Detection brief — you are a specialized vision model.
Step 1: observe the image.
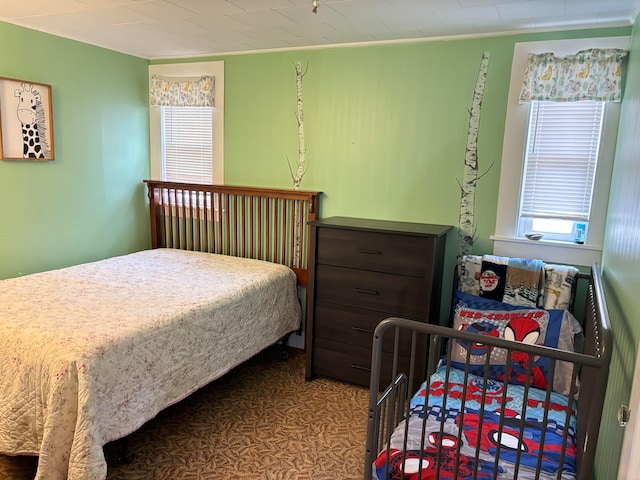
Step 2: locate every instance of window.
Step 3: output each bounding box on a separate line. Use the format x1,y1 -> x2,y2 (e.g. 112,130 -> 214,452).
493,37 -> 628,266
517,100 -> 605,243
149,61 -> 224,185
162,106 -> 213,183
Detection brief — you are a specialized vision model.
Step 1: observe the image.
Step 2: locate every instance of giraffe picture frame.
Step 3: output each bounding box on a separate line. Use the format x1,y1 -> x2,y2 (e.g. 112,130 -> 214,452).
0,77 -> 54,161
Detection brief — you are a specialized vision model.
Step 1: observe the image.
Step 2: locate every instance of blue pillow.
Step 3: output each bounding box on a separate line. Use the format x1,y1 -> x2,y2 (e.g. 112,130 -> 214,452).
449,289 -> 583,395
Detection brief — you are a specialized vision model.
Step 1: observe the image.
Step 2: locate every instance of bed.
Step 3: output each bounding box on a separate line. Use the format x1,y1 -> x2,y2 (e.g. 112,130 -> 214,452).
365,256 -> 612,480
0,181 -> 320,480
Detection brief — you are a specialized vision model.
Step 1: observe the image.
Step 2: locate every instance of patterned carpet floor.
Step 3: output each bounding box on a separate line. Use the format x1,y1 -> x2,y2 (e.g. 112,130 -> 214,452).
0,346 -> 370,479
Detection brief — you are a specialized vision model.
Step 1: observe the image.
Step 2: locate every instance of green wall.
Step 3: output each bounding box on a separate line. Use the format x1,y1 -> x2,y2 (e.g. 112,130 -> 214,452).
155,26 -> 630,320
0,22 -> 150,280
599,12 -> 640,479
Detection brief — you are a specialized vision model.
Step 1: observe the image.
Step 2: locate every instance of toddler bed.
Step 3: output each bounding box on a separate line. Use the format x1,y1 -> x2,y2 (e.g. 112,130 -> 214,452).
0,182 -> 320,480
365,258 -> 612,480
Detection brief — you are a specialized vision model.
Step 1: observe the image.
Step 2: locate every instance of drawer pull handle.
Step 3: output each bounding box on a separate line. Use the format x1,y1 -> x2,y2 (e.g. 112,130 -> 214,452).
357,248 -> 382,255
352,327 -> 374,334
354,287 -> 379,295
351,364 -> 371,372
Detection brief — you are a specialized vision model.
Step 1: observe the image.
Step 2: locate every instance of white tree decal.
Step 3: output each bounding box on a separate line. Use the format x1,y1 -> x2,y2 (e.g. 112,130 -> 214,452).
458,51 -> 493,256
287,60 -> 311,268
287,60 -> 310,190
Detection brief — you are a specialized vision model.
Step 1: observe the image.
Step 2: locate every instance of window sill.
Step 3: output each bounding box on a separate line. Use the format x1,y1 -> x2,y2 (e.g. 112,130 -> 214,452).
490,235 -> 602,267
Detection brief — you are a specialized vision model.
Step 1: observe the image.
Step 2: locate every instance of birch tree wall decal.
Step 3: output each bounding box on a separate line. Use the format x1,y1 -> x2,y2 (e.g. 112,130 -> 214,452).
287,60 -> 310,269
458,51 -> 492,256
287,60 -> 310,190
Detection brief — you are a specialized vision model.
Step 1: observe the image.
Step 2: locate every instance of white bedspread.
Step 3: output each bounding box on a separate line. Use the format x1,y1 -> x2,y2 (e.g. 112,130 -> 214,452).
0,249 -> 301,480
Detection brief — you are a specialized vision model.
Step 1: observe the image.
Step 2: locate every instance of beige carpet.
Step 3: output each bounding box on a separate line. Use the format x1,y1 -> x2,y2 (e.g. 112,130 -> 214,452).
0,346 -> 370,479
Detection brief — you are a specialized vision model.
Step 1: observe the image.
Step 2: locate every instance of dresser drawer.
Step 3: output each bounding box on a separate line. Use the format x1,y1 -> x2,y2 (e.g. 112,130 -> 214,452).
313,338 -> 426,389
316,227 -> 433,276
305,217 -> 451,384
314,302 -> 427,354
315,264 -> 427,318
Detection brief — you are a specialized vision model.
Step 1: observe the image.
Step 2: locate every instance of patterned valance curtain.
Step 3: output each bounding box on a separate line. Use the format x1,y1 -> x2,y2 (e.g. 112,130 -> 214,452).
519,48 -> 627,102
149,75 -> 215,107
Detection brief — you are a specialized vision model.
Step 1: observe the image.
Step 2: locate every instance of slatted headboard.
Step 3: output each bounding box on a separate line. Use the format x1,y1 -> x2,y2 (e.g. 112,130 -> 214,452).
144,180 -> 321,287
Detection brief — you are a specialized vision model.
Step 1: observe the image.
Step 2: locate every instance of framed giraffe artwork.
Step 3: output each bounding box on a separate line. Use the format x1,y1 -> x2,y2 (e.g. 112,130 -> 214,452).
0,77 -> 54,161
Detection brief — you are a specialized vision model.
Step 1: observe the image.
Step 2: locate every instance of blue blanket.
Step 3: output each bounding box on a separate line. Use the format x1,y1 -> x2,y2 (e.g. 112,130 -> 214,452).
374,366 -> 577,480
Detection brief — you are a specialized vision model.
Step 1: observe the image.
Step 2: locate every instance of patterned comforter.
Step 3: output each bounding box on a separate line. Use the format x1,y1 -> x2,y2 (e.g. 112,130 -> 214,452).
0,249 -> 301,480
374,365 -> 577,480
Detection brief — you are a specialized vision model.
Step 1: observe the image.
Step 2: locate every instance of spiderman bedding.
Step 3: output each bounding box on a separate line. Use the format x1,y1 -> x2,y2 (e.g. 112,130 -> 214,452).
373,365 -> 577,480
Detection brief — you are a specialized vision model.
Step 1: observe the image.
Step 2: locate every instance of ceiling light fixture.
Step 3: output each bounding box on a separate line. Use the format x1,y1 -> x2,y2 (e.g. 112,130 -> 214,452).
312,0 -> 318,14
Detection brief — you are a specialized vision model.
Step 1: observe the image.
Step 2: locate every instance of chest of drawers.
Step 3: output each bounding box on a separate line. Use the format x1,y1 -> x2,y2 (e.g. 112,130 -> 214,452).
304,216 -> 451,387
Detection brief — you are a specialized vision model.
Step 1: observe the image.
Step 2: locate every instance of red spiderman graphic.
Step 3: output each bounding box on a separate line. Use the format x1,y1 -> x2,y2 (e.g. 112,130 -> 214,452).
456,321 -> 500,356
459,408 -> 576,475
501,317 -> 548,389
374,432 -> 500,479
426,378 -> 513,406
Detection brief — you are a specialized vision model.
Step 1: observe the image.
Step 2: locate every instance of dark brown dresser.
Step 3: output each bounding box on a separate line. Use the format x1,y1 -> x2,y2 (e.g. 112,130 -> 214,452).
304,216 -> 451,387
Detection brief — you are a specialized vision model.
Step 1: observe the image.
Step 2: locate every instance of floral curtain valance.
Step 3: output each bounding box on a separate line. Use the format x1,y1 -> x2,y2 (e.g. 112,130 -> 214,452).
519,48 -> 628,103
150,75 -> 215,107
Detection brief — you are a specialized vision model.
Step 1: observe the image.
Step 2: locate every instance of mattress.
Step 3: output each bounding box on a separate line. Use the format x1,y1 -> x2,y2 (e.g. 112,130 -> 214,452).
0,249 -> 301,480
374,365 -> 577,480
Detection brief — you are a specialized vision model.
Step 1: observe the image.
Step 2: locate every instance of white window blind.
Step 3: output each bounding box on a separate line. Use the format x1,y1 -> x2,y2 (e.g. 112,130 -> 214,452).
520,100 -> 605,222
162,106 -> 213,184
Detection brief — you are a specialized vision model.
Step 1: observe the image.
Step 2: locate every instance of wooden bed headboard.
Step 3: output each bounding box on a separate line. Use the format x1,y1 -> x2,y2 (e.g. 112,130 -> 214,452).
144,180 -> 321,287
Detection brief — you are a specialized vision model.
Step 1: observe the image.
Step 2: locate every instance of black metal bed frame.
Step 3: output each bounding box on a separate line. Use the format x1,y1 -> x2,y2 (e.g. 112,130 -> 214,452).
365,263 -> 612,480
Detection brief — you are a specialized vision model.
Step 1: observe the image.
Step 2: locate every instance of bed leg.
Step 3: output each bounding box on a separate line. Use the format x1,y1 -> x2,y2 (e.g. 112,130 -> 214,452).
277,340 -> 289,361
117,438 -> 135,465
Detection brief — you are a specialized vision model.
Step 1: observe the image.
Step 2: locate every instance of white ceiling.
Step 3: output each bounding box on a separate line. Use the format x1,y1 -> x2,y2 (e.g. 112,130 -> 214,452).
0,0 -> 638,59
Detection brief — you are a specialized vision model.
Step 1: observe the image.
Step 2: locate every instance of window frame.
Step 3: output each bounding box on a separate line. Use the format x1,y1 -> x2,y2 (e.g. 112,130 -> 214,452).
492,37 -> 628,267
149,61 -> 224,185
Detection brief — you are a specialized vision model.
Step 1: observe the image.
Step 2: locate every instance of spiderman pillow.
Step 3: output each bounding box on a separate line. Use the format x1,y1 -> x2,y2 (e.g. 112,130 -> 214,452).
449,290 -> 583,395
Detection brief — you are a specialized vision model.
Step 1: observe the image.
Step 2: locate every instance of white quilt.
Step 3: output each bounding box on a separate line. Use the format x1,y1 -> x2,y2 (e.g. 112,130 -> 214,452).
0,249 -> 301,480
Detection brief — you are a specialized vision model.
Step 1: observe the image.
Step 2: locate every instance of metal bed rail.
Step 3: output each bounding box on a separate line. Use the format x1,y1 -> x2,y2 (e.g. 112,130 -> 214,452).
365,264 -> 612,480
